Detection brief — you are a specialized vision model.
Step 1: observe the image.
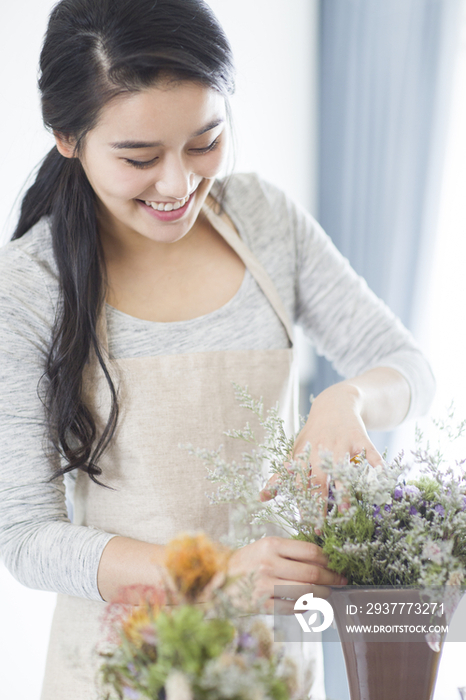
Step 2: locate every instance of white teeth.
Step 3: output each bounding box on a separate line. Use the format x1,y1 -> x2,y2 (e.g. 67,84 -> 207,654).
144,194 -> 190,211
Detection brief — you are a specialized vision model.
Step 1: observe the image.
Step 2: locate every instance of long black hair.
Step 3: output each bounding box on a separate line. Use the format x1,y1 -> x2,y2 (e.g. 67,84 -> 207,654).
12,0 -> 235,483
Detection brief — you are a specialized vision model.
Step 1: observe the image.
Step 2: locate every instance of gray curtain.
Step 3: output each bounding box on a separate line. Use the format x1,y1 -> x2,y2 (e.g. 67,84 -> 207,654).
313,3 -> 463,698
310,0 -> 463,400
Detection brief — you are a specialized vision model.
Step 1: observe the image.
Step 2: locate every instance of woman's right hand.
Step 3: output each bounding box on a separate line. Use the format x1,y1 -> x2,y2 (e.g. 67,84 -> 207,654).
226,536 -> 346,613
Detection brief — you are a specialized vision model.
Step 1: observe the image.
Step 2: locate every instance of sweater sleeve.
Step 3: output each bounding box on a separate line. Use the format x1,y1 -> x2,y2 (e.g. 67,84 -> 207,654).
220,173 -> 435,421
288,195 -> 435,420
0,240 -> 116,600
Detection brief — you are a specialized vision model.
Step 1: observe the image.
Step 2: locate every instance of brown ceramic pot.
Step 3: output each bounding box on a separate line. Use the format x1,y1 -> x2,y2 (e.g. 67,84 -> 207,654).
329,588 -> 444,700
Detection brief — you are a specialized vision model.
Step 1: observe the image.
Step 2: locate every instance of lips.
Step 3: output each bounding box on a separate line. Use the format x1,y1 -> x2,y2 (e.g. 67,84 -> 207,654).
137,191 -> 194,222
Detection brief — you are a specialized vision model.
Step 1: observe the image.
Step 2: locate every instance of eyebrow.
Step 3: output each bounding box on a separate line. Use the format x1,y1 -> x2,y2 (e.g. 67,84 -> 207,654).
110,118 -> 224,150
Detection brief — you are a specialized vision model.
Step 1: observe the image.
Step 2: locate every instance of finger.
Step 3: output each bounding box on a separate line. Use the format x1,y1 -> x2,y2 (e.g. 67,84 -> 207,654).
259,485 -> 279,502
259,460 -> 297,501
363,443 -> 384,468
308,465 -> 329,502
261,584 -> 334,614
349,441 -> 383,469
273,538 -> 330,567
274,562 -> 347,587
271,597 -> 301,615
331,478 -> 351,512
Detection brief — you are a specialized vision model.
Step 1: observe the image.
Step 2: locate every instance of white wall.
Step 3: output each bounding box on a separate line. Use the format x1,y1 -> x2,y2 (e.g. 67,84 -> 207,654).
0,2 -> 56,243
0,2 -> 318,697
205,0 -> 318,213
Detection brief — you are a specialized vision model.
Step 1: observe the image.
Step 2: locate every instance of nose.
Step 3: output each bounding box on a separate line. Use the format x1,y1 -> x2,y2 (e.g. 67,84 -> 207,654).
155,152 -> 195,200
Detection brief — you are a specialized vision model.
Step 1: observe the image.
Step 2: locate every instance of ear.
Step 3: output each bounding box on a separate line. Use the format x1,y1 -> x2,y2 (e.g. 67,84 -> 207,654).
54,131 -> 77,159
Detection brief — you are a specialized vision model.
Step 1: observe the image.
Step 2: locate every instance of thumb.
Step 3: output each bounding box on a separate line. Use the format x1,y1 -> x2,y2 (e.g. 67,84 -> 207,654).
259,460 -> 295,502
259,473 -> 279,502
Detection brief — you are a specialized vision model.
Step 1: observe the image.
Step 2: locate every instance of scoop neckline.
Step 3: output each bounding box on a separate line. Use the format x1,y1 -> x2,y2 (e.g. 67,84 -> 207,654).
105,184 -> 252,326
105,266 -> 251,327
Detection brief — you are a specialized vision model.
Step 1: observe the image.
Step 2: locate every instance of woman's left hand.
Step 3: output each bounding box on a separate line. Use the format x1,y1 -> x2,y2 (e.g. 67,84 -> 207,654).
260,380 -> 384,502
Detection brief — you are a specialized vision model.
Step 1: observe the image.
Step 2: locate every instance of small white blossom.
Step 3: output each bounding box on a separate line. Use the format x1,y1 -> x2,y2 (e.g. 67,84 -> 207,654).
165,671 -> 193,700
423,541 -> 447,565
447,571 -> 464,587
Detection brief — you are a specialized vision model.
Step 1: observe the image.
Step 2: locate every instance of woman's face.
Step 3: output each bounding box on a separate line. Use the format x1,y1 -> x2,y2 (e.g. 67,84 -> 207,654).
57,81 -> 227,248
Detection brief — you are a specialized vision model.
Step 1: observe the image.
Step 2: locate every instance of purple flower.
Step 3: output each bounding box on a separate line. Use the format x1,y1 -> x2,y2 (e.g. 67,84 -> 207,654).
123,687 -> 141,700
405,485 -> 421,499
238,632 -> 256,649
384,504 -> 392,513
373,505 -> 382,521
393,485 -> 404,500
461,496 -> 466,512
434,504 -> 445,517
409,505 -> 418,516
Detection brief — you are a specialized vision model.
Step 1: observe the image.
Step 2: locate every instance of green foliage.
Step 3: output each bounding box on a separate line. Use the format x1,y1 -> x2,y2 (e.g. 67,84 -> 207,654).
100,603 -> 302,699
155,607 -> 235,677
411,475 -> 441,502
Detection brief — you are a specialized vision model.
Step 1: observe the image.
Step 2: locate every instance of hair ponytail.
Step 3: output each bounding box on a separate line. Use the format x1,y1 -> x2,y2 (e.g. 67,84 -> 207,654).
13,148 -> 118,483
14,147 -> 66,238
13,0 -> 234,483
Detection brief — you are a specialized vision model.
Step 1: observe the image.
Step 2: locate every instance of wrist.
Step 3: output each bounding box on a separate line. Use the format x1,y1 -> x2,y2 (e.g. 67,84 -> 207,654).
98,537 -> 167,603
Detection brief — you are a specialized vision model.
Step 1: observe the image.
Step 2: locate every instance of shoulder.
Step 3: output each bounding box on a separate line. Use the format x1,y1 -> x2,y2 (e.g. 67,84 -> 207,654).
0,218 -> 58,297
217,172 -> 293,227
0,219 -> 58,339
216,172 -> 323,244
214,173 -> 328,268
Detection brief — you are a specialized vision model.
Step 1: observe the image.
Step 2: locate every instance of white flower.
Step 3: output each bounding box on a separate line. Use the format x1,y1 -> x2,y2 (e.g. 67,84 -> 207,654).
447,570 -> 464,587
165,671 -> 193,700
363,464 -> 394,505
422,541 -> 444,565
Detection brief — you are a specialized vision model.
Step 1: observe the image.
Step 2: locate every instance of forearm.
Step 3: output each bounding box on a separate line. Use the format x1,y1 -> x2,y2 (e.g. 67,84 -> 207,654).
331,366 -> 411,431
97,536 -> 167,603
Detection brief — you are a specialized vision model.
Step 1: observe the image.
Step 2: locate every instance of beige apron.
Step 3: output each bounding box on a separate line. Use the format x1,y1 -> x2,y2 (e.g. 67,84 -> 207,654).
40,202 -> 324,699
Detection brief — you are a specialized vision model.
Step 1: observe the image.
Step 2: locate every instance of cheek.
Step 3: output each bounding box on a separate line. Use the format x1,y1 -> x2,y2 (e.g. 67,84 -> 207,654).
95,166 -> 151,202
82,152 -> 151,202
195,146 -> 228,179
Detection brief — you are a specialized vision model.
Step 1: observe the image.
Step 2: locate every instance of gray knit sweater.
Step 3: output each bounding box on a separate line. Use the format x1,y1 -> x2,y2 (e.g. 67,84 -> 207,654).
0,173 -> 435,601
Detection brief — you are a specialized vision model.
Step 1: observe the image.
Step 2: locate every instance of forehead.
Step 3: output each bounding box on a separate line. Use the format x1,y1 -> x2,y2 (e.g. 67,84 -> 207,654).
91,81 -> 226,143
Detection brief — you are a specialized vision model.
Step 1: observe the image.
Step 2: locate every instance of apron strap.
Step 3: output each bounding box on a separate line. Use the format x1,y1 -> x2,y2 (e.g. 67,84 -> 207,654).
202,199 -> 295,346
97,306 -> 109,356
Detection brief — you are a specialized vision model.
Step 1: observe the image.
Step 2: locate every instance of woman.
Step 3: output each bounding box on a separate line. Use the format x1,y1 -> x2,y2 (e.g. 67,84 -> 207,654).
0,0 -> 435,697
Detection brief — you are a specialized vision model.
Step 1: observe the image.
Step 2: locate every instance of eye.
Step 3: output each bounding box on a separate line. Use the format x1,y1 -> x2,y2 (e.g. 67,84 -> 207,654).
123,156 -> 159,169
189,137 -> 220,154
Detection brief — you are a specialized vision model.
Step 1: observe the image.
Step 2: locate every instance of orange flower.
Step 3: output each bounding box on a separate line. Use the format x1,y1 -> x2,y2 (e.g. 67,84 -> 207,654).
164,532 -> 230,602
114,586 -> 164,647
122,606 -> 155,647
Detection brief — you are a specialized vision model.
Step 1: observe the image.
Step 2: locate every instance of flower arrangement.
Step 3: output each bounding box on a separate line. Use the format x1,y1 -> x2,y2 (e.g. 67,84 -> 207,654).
99,533 -> 301,700
187,386 -> 466,591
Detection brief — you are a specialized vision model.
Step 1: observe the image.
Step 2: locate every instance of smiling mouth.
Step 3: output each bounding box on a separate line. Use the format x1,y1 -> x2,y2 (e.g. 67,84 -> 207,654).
141,192 -> 192,212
